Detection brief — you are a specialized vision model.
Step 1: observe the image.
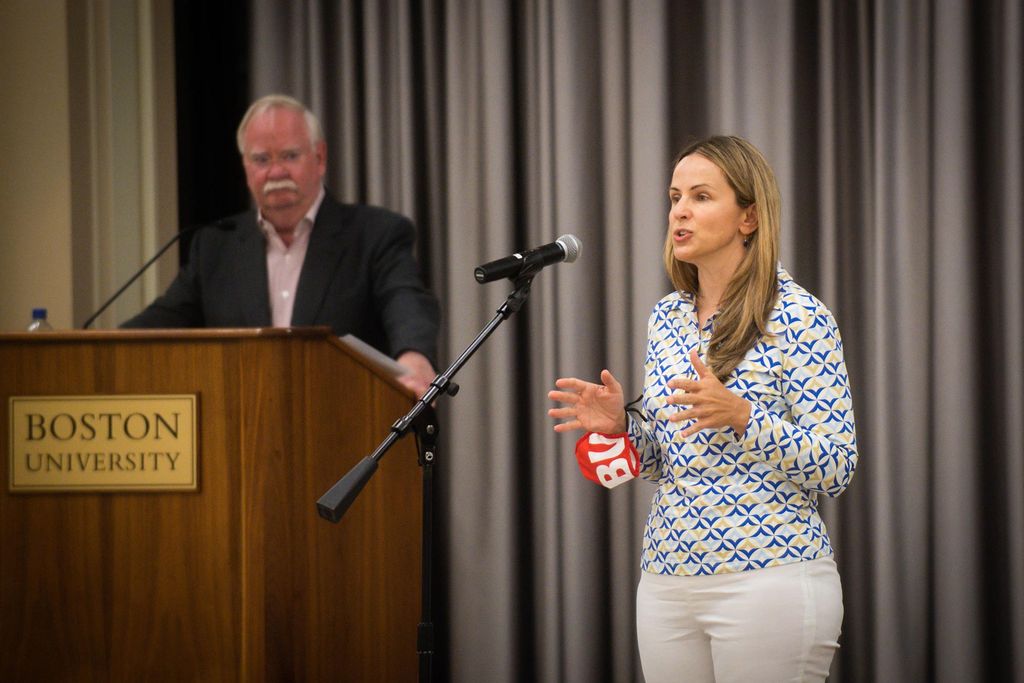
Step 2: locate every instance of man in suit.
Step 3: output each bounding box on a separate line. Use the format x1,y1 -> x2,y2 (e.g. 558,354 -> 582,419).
122,94 -> 440,396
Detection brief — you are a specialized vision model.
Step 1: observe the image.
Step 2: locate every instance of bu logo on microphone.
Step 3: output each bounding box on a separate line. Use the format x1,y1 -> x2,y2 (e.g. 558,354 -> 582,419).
574,432 -> 639,489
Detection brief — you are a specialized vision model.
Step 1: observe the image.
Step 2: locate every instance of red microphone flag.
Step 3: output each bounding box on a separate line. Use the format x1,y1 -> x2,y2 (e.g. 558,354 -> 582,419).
574,432 -> 639,489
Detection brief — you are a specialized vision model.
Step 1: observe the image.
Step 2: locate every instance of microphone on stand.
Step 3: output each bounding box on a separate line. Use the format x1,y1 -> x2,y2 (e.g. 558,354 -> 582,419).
474,234 -> 582,283
82,218 -> 236,329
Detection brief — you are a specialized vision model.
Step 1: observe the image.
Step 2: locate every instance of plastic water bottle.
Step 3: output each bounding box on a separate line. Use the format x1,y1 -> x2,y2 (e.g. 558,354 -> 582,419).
26,308 -> 53,332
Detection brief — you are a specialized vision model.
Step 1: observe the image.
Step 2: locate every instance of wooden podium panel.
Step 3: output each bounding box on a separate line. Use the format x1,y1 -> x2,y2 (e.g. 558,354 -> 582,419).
0,329 -> 421,681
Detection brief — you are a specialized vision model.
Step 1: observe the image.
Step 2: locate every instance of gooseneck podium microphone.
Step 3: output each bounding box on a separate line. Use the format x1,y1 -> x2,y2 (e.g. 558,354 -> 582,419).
81,218 -> 235,329
474,234 -> 582,283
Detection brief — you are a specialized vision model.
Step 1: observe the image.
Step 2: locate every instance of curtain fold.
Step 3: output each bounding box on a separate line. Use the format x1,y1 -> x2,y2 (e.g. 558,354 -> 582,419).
245,1 -> 1023,680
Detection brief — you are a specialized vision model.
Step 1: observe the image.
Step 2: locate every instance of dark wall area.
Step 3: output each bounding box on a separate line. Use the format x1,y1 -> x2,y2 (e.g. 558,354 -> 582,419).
174,1 -> 252,262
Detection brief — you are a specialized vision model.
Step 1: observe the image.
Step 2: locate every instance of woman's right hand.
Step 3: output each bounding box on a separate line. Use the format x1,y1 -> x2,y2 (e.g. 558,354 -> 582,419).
548,369 -> 628,434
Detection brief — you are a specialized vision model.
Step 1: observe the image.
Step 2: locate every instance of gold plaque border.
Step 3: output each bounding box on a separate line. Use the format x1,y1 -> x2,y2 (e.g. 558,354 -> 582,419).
8,394 -> 199,493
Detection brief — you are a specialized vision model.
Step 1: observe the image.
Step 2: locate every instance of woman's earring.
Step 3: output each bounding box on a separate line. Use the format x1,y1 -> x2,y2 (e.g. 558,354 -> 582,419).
743,235 -> 751,248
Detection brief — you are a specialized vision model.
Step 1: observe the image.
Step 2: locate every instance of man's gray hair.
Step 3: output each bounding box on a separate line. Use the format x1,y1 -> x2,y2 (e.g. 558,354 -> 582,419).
236,94 -> 325,154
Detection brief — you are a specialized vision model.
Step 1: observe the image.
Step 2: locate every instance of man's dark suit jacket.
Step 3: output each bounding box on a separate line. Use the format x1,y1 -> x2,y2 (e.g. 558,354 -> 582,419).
122,193 -> 440,365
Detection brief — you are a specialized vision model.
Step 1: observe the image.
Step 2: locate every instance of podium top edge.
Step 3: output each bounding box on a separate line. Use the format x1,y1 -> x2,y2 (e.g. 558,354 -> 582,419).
0,326 -> 416,400
0,327 -> 335,342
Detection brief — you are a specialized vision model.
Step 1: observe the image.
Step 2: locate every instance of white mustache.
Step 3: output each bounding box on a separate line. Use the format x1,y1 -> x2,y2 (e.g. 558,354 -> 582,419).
262,179 -> 299,194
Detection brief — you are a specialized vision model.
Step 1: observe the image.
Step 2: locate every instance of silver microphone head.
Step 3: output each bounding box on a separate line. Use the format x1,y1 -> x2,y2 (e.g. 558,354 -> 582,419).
556,234 -> 582,263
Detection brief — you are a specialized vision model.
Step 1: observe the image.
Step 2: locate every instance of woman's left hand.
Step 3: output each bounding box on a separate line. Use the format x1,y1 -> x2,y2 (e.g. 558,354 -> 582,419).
668,350 -> 751,438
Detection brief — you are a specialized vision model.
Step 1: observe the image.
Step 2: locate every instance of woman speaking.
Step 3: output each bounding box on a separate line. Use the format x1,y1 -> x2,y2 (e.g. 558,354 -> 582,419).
549,135 -> 858,682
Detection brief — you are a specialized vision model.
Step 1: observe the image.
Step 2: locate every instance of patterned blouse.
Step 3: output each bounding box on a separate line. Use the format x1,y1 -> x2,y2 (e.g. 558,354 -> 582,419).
627,266 -> 858,576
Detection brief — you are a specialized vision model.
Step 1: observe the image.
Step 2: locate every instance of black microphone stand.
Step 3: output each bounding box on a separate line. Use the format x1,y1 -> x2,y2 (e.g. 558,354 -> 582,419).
81,227 -> 195,329
316,269 -> 540,683
81,219 -> 234,329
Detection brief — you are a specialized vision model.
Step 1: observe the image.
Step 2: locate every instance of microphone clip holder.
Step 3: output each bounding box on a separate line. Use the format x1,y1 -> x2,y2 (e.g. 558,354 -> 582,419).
499,270 -> 539,318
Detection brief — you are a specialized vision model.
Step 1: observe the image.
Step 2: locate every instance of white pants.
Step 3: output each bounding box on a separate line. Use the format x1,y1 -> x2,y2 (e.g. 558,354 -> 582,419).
636,557 -> 843,683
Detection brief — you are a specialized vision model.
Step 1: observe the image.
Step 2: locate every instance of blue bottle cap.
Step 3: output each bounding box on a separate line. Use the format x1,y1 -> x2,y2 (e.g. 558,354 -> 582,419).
32,308 -> 47,318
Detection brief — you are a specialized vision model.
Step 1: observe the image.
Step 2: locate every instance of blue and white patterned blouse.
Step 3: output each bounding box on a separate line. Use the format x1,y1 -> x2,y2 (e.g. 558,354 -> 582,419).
627,266 -> 858,576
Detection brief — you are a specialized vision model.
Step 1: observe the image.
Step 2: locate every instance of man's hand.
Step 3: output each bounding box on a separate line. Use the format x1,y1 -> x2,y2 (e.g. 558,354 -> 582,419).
396,350 -> 436,398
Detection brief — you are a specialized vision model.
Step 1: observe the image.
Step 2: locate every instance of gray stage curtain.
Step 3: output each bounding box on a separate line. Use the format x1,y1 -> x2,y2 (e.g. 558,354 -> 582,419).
248,1 -> 1023,681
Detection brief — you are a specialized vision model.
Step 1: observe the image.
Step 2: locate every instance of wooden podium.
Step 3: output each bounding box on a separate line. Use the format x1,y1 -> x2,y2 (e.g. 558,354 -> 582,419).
0,329 -> 421,681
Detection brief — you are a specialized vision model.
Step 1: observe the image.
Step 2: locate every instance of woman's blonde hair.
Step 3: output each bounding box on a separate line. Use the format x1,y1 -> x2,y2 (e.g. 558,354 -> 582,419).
663,135 -> 781,381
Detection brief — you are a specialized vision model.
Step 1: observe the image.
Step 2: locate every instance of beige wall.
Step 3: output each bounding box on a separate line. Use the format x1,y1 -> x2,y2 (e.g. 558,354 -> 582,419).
0,0 -> 178,332
0,0 -> 74,331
